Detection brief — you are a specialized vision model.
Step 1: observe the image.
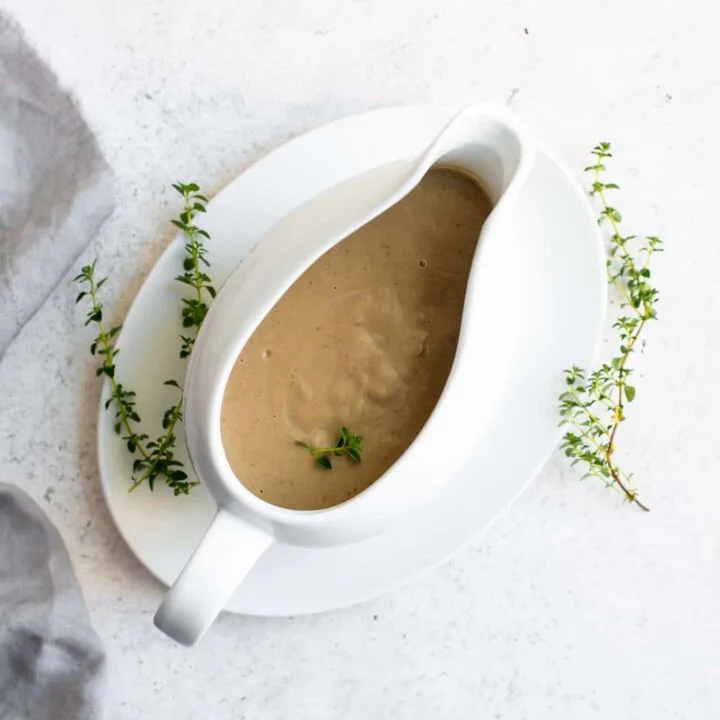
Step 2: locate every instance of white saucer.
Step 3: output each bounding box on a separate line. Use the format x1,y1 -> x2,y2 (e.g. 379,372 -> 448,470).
98,105 -> 605,617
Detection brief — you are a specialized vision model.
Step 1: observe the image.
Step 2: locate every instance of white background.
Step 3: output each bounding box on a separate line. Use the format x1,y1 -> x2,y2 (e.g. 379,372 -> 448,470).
0,0 -> 718,717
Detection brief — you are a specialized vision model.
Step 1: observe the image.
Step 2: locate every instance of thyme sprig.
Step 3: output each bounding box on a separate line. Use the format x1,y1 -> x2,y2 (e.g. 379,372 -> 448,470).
171,182 -> 216,358
559,143 -> 662,511
296,427 -> 364,470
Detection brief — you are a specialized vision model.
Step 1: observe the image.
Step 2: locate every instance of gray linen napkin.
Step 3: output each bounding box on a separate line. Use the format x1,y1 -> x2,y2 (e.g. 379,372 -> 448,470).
0,10 -> 114,356
0,484 -> 106,720
0,10 -> 113,720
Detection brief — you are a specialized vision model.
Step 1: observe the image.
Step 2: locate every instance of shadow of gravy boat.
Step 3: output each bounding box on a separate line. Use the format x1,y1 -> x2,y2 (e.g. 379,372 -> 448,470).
155,104 -> 537,645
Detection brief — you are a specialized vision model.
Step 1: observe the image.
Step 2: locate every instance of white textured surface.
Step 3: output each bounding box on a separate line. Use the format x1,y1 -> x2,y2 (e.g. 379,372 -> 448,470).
0,1 -> 718,718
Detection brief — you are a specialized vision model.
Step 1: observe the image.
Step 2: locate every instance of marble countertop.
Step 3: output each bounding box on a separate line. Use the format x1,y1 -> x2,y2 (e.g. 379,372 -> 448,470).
1,0 -> 718,717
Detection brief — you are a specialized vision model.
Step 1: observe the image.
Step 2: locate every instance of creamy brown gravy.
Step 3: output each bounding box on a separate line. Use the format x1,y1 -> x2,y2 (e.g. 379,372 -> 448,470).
221,169 -> 492,510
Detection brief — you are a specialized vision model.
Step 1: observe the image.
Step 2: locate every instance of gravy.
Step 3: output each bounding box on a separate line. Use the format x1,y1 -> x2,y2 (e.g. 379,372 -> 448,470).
220,169 -> 492,510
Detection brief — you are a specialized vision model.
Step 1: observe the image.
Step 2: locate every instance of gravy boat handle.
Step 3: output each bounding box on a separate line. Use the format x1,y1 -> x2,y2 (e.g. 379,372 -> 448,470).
154,509 -> 273,646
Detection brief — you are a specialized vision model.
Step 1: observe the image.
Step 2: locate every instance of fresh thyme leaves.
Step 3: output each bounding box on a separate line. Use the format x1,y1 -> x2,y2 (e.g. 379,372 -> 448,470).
76,181 -> 215,496
126,377 -> 192,495
296,427 -> 364,470
559,143 -> 662,512
172,182 -> 216,359
76,261 -> 143,442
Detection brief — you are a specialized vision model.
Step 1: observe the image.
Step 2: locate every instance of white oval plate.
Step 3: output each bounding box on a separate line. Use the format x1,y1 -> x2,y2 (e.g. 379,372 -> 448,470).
98,105 -> 605,617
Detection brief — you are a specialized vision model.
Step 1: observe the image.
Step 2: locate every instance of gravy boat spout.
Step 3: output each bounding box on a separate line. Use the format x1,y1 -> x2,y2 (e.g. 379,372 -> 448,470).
156,105 -> 536,645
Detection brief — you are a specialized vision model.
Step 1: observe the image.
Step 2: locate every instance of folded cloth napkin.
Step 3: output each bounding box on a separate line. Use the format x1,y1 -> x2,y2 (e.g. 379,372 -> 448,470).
0,10 -> 114,356
0,484 -> 106,720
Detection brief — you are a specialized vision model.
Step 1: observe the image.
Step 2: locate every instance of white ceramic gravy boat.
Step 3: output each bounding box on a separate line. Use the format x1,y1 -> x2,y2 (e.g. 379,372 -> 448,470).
155,105 -> 536,645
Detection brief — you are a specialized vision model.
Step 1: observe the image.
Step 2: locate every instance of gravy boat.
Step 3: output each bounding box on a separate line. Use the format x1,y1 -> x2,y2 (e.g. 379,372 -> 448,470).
155,105 -> 537,645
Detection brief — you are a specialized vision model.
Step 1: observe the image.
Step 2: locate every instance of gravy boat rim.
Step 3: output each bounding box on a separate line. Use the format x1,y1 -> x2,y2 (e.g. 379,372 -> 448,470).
184,103 -> 537,530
